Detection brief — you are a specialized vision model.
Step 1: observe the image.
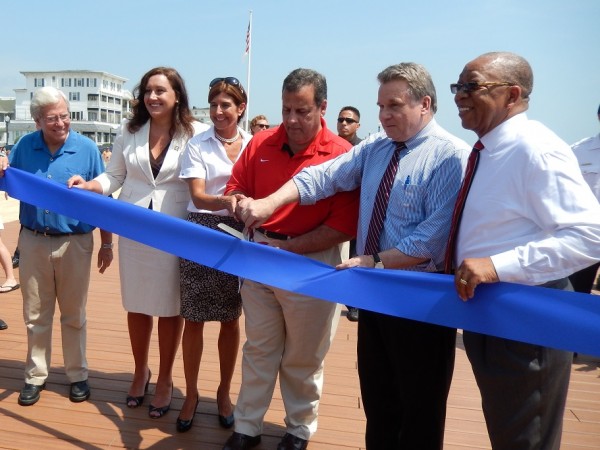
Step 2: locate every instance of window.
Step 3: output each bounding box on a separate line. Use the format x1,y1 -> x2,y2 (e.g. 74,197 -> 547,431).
69,92 -> 80,101
34,78 -> 45,87
88,111 -> 98,121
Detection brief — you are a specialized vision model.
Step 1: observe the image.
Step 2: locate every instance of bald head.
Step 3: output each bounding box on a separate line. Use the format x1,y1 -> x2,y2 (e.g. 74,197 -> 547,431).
476,52 -> 533,101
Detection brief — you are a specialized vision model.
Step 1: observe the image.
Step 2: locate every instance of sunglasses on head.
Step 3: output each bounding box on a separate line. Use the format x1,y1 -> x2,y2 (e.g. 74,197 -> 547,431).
337,117 -> 357,124
209,77 -> 245,93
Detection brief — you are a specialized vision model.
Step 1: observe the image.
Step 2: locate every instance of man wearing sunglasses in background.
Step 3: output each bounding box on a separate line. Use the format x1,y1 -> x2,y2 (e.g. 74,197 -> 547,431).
336,106 -> 363,322
223,68 -> 359,450
337,106 -> 362,146
249,114 -> 270,135
448,52 -> 600,449
0,87 -> 113,407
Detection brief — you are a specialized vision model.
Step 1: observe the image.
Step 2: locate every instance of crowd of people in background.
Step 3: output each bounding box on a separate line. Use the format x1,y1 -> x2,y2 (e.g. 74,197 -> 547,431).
1,51 -> 600,450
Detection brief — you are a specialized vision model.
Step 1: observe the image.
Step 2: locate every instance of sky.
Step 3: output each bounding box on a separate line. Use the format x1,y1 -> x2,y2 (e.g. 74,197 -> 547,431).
1,0 -> 598,145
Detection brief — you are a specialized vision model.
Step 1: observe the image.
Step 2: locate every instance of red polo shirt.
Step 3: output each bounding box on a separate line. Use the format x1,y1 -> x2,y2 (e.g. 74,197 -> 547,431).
226,118 -> 358,237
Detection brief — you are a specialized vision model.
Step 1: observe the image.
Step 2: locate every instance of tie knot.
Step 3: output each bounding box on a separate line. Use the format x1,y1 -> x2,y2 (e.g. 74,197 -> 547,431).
394,141 -> 407,152
473,140 -> 484,151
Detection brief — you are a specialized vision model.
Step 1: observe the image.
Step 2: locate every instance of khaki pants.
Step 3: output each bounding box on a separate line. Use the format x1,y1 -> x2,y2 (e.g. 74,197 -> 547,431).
19,229 -> 93,385
234,242 -> 345,439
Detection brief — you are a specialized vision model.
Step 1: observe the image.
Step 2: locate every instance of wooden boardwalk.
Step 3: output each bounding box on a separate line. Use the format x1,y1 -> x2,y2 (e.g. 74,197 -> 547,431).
0,202 -> 599,449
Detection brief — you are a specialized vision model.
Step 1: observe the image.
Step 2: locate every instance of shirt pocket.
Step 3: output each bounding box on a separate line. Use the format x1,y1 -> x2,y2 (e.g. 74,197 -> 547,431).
389,184 -> 426,225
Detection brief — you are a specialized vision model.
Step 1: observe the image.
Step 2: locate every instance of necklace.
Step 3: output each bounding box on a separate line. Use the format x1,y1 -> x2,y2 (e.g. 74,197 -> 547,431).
215,131 -> 240,144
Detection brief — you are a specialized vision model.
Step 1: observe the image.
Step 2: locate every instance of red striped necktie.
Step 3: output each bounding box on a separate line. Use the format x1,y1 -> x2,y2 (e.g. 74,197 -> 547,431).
364,141 -> 406,255
443,140 -> 484,274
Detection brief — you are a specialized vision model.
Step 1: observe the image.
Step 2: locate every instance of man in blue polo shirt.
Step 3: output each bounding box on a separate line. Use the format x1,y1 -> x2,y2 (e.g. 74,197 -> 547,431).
0,87 -> 113,406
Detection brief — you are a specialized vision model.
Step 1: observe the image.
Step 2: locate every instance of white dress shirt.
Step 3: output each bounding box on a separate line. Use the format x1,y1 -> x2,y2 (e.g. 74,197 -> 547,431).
456,113 -> 600,285
572,132 -> 600,201
179,126 -> 251,216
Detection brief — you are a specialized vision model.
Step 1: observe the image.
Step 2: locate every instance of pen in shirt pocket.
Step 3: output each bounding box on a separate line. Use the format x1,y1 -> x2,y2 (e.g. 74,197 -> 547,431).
404,175 -> 411,188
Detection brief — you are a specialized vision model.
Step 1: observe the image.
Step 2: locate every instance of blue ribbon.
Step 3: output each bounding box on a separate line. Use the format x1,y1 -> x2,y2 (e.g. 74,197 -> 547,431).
2,167 -> 599,356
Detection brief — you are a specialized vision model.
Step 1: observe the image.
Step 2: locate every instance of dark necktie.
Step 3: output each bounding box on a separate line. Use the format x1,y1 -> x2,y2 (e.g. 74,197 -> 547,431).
364,142 -> 406,255
443,140 -> 484,274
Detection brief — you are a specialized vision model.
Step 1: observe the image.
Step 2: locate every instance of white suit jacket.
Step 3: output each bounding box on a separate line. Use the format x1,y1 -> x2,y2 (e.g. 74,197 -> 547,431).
96,120 -> 208,218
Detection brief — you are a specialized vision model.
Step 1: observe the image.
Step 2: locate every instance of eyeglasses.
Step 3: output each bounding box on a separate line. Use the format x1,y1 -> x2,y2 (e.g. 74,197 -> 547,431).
450,82 -> 514,94
43,113 -> 71,124
209,77 -> 245,94
255,123 -> 269,129
337,117 -> 358,124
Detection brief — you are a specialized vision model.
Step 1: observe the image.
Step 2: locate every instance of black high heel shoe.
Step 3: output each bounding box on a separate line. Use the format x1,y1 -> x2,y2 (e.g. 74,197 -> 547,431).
218,412 -> 235,429
176,395 -> 200,433
126,370 -> 151,408
149,383 -> 173,419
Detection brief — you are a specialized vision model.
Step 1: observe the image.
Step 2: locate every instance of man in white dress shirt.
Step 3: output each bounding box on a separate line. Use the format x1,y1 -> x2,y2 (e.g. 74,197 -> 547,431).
569,104 -> 600,293
449,52 -> 600,450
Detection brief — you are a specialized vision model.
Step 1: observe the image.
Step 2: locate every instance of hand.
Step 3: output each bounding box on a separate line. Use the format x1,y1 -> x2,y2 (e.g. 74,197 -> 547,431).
67,175 -> 86,189
454,257 -> 499,301
0,153 -> 8,175
97,247 -> 113,273
236,197 -> 275,229
336,255 -> 374,270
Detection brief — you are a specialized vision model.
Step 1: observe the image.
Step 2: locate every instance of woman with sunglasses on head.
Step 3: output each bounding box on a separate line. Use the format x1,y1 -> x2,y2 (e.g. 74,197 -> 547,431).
67,67 -> 208,418
176,77 -> 251,433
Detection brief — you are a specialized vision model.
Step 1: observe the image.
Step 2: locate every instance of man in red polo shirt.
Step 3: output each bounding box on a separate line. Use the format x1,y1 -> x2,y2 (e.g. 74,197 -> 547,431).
222,68 -> 358,450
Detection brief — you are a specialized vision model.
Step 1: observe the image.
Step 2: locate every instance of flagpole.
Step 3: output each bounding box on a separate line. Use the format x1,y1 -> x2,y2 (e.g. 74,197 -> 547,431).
244,10 -> 253,132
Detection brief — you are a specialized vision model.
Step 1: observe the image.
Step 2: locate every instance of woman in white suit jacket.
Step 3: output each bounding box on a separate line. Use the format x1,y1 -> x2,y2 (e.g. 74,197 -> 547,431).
68,67 -> 208,418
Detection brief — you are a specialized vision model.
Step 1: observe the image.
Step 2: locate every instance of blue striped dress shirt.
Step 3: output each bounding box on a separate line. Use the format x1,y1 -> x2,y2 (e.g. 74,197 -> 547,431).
295,119 -> 469,272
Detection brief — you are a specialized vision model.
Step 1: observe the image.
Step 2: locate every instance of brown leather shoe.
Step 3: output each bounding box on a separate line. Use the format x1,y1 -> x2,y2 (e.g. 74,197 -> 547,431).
277,433 -> 308,450
222,432 -> 261,450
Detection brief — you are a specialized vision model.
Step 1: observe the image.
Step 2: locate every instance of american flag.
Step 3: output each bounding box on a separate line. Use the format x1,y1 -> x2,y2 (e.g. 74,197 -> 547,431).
244,20 -> 251,55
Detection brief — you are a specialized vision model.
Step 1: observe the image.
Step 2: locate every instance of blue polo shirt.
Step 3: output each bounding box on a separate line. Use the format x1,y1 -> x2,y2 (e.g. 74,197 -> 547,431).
9,130 -> 104,234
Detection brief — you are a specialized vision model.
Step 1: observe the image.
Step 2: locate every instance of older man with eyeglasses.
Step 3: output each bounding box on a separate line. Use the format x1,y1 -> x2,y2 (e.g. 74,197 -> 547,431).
447,52 -> 600,450
0,86 -> 113,407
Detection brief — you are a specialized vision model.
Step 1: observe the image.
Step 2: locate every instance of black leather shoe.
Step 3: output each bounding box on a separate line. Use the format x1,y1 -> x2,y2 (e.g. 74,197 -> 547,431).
0,318 -> 7,330
12,252 -> 19,269
18,382 -> 46,406
346,307 -> 359,322
176,395 -> 199,433
277,433 -> 308,450
70,380 -> 91,402
222,432 -> 261,450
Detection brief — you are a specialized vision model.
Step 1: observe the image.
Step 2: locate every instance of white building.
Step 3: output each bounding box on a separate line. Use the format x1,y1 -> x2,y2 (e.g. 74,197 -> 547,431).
5,70 -> 133,147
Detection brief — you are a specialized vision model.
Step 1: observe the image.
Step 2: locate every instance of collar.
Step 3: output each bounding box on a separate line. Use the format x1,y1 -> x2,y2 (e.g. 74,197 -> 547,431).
278,117 -> 335,157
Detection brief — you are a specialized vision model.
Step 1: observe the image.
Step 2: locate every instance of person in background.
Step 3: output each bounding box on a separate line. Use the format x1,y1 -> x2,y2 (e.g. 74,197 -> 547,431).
336,105 -> 363,321
569,103 -> 600,294
176,77 -> 251,433
222,68 -> 359,450
0,213 -> 19,293
68,67 -> 208,418
237,63 -> 468,450
337,106 -> 362,146
0,86 -> 113,406
448,51 -> 600,450
249,115 -> 269,135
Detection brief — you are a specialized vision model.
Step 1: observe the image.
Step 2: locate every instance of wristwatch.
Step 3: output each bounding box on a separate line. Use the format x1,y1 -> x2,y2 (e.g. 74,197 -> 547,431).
373,253 -> 384,269
101,243 -> 114,249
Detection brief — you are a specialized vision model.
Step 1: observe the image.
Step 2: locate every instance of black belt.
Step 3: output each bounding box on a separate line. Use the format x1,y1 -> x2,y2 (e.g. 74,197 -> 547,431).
256,227 -> 293,240
23,226 -> 83,237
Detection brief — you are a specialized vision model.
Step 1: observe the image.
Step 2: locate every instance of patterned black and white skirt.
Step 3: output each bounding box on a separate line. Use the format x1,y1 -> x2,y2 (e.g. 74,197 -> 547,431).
180,212 -> 243,322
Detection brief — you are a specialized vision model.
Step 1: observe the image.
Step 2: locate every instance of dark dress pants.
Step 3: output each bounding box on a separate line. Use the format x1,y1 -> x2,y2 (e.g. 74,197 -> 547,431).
358,310 -> 456,450
463,278 -> 573,450
568,261 -> 600,293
